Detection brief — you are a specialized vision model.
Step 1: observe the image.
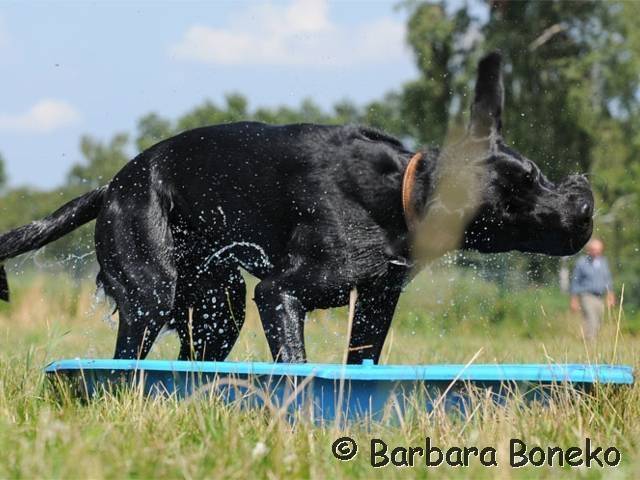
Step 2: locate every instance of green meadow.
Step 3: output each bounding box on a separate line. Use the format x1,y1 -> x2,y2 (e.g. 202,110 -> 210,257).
0,269 -> 638,479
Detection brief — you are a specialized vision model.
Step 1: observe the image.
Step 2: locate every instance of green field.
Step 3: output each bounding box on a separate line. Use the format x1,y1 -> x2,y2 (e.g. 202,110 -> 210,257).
0,270 -> 638,478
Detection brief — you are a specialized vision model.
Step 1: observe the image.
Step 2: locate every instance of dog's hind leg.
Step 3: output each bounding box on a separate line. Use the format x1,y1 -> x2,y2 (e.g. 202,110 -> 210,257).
95,183 -> 178,360
105,266 -> 178,359
111,294 -> 174,359
177,269 -> 246,361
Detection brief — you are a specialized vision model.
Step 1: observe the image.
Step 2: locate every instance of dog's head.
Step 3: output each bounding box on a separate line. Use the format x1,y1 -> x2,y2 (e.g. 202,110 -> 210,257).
412,52 -> 594,258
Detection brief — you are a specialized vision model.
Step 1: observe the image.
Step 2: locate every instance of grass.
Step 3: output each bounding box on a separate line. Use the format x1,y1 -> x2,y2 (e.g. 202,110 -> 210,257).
0,268 -> 639,478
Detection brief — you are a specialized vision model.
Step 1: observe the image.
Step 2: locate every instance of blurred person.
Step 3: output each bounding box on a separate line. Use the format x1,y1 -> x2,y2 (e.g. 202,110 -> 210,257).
570,238 -> 615,340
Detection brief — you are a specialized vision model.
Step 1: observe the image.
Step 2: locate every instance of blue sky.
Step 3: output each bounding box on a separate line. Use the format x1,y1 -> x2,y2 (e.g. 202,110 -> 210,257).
0,0 -> 424,189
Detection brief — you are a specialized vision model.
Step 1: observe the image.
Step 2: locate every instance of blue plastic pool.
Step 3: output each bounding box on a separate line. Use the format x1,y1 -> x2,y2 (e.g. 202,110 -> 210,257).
45,359 -> 634,422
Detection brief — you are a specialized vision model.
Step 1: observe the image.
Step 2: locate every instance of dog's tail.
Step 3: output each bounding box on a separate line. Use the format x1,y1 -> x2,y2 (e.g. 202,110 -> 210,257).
0,185 -> 108,302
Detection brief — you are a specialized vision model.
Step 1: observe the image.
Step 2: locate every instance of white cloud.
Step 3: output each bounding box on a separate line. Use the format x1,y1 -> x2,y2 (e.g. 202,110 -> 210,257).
169,0 -> 407,68
0,99 -> 81,133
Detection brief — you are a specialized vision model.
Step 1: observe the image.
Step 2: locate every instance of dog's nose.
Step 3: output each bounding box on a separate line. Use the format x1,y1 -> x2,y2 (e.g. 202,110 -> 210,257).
578,201 -> 593,221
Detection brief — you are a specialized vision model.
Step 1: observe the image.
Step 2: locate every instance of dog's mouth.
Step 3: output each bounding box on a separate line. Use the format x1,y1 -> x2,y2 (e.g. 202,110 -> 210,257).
461,206 -> 593,256
517,219 -> 593,256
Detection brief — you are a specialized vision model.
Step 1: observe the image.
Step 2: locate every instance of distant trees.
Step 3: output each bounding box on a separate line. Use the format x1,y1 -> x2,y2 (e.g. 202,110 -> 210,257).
398,1 -> 640,177
67,134 -> 131,191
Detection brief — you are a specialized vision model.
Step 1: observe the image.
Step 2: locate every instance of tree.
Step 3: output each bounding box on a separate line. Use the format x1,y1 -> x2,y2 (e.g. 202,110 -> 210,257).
225,93 -> 249,121
399,1 -> 477,145
66,133 -> 130,190
362,92 -> 407,141
176,93 -> 250,132
136,113 -> 173,152
332,100 -> 360,125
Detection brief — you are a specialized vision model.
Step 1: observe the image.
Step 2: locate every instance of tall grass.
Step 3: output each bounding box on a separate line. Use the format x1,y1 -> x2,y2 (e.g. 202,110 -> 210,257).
0,270 -> 638,478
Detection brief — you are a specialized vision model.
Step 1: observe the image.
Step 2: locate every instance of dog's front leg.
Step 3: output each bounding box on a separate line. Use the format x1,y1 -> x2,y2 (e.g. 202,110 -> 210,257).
254,279 -> 307,363
347,285 -> 402,365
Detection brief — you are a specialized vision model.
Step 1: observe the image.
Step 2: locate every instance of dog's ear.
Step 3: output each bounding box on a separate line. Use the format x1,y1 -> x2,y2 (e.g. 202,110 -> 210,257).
469,51 -> 504,138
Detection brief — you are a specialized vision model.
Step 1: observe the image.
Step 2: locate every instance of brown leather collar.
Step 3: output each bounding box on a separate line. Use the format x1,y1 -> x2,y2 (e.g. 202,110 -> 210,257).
401,152 -> 423,230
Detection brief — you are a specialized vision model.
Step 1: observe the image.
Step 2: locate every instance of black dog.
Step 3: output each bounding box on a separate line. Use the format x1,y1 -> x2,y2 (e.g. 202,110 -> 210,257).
0,52 -> 593,363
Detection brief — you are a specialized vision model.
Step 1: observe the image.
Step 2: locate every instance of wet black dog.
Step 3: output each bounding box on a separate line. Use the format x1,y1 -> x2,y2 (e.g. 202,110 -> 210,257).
0,52 -> 593,363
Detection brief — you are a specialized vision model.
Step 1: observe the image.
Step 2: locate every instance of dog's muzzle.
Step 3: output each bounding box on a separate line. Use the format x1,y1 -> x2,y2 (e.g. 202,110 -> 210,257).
560,174 -> 594,227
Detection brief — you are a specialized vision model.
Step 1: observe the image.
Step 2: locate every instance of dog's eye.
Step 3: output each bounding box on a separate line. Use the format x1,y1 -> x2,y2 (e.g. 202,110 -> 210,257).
524,170 -> 535,184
